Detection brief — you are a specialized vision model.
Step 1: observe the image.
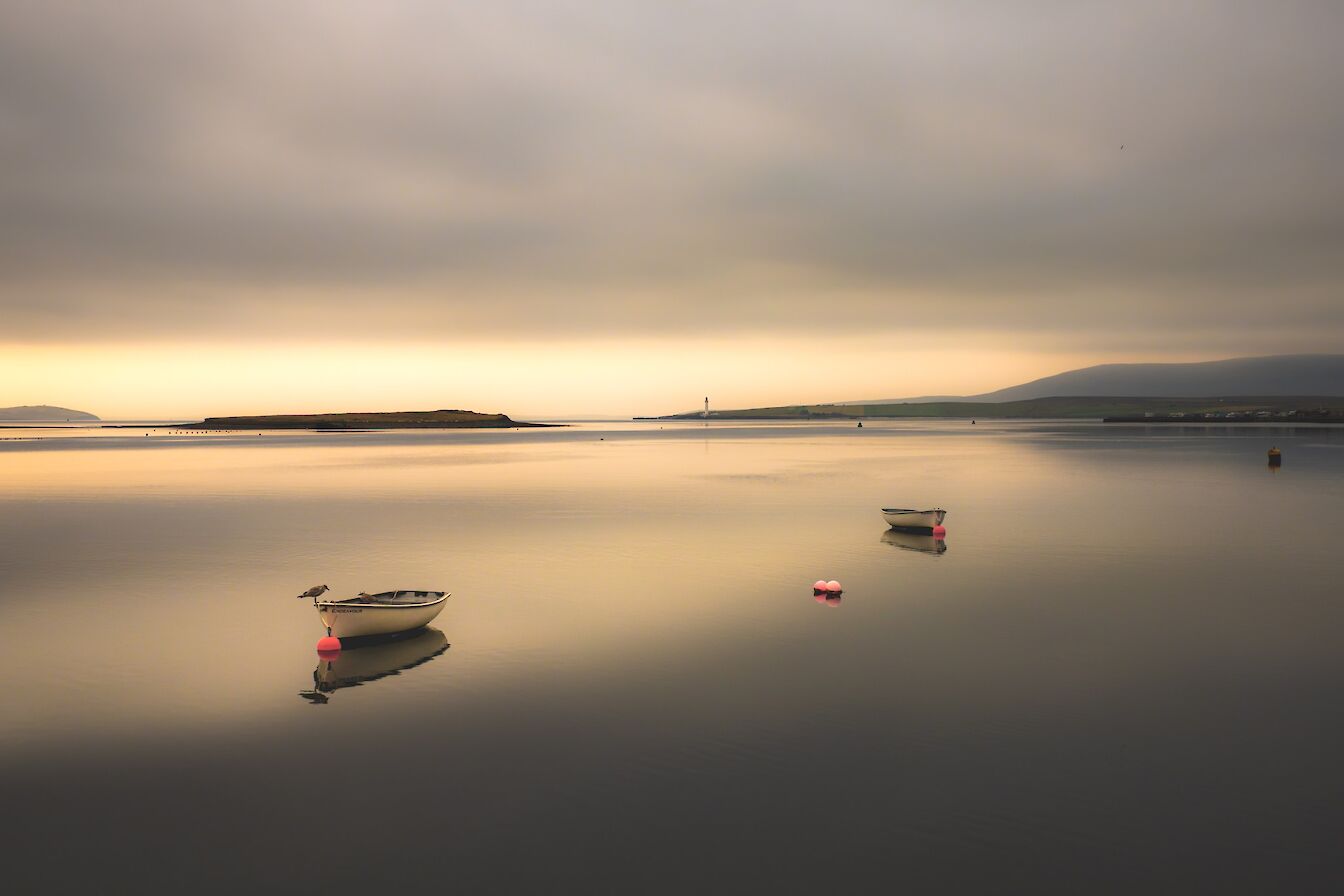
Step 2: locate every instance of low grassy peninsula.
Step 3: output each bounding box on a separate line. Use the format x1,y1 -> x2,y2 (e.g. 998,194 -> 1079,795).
177,409 -> 551,430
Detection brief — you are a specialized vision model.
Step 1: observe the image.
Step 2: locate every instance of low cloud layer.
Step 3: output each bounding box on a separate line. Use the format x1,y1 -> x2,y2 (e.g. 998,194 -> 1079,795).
2,0 -> 1341,349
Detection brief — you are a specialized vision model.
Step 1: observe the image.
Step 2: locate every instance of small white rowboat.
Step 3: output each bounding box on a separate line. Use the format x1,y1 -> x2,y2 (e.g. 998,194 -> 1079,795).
881,508 -> 947,530
315,590 -> 449,639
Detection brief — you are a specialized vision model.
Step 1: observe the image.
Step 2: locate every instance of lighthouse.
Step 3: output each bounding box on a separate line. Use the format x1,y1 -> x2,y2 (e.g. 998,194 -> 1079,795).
703,396 -> 709,419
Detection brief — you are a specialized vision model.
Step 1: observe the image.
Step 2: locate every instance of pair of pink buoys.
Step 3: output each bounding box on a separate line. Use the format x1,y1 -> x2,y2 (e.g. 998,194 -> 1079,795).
812,580 -> 843,593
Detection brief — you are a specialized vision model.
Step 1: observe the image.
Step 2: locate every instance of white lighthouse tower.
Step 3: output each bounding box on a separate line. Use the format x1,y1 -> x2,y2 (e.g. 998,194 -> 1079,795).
703,396 -> 709,419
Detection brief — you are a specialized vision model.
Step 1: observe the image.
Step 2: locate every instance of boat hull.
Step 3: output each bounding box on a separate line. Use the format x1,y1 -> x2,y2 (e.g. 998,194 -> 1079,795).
881,508 -> 946,530
317,594 -> 448,639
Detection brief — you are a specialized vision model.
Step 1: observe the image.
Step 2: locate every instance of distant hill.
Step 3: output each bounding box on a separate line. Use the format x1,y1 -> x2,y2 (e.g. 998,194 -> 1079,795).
647,396 -> 1344,422
175,409 -> 549,430
645,354 -> 1344,421
842,354 -> 1344,404
0,405 -> 99,421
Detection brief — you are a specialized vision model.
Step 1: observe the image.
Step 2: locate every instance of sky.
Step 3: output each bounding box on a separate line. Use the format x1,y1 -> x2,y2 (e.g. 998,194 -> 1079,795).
2,0 -> 1341,418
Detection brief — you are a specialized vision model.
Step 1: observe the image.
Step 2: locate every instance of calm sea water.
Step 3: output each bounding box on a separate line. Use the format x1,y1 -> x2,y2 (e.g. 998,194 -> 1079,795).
3,421 -> 1343,892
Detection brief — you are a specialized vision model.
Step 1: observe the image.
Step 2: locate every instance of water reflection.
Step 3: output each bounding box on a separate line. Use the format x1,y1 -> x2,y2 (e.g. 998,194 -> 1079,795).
299,627 -> 449,704
5,421 -> 1344,892
881,528 -> 948,555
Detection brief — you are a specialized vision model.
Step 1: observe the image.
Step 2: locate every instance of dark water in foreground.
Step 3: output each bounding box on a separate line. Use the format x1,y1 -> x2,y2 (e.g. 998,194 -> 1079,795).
3,421 -> 1343,892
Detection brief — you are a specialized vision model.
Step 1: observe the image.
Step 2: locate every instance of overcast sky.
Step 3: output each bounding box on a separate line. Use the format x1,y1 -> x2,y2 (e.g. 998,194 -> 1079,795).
2,1 -> 1340,415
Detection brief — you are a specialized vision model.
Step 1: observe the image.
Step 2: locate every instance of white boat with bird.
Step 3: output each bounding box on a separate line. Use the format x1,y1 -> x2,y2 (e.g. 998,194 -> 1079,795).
303,588 -> 449,639
880,508 -> 947,530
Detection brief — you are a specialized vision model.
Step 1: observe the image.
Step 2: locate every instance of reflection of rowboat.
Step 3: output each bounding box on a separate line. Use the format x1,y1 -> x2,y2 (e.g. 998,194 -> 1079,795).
881,529 -> 947,555
881,508 -> 946,530
300,627 -> 449,704
315,590 -> 448,639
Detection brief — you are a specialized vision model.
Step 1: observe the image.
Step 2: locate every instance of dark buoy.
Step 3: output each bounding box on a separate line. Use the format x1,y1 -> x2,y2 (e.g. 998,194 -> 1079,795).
1268,447 -> 1282,469
857,421 -> 863,428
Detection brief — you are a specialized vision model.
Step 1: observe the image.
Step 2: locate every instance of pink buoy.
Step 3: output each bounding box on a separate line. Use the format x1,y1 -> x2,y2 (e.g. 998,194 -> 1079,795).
932,525 -> 947,538
813,580 -> 828,593
826,580 -> 842,592
316,635 -> 342,656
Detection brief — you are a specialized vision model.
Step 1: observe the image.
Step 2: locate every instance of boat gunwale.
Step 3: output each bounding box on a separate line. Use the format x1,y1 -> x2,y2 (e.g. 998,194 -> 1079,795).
316,592 -> 449,610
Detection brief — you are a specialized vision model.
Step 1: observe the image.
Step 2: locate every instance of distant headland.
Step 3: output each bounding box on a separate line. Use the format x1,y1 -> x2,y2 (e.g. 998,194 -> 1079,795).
638,355 -> 1344,422
172,409 -> 552,430
0,405 -> 100,422
640,396 -> 1344,422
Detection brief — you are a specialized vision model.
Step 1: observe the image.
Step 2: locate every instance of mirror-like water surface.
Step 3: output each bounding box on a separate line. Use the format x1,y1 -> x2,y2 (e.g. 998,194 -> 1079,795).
3,421 -> 1342,891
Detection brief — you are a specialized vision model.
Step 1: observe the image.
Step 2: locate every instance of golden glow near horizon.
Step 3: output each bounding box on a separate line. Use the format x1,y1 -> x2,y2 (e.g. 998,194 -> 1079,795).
0,339 -> 1235,420
3,4 -> 1341,407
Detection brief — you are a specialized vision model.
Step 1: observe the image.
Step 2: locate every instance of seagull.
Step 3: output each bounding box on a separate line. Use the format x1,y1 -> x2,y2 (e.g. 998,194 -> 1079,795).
297,584 -> 330,599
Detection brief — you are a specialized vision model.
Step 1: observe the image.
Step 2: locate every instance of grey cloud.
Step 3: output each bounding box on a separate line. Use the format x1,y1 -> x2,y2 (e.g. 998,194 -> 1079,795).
1,0 -> 1341,347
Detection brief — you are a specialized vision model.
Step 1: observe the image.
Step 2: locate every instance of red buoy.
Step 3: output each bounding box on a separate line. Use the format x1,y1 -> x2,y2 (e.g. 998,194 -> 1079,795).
932,525 -> 947,538
813,580 -> 828,593
316,635 -> 341,656
826,580 -> 842,593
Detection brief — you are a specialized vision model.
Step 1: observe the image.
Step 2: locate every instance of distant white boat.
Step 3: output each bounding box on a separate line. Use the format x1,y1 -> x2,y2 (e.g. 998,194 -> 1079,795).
881,508 -> 946,530
314,590 -> 448,639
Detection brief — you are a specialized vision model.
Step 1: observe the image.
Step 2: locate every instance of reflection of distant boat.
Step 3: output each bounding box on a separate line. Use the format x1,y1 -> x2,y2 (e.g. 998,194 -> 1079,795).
881,508 -> 946,530
881,529 -> 947,555
315,590 -> 448,639
300,627 -> 449,704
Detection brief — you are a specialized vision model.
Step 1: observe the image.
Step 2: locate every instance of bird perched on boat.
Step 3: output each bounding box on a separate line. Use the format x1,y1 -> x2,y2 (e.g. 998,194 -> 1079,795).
297,584 -> 330,599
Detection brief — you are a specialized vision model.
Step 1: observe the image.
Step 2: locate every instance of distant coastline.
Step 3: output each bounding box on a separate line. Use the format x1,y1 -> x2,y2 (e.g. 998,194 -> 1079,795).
638,396 -> 1344,422
639,354 -> 1344,421
166,409 -> 554,430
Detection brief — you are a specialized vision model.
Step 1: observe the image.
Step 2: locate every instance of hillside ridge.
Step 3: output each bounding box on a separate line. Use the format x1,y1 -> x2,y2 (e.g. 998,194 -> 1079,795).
0,405 -> 99,421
